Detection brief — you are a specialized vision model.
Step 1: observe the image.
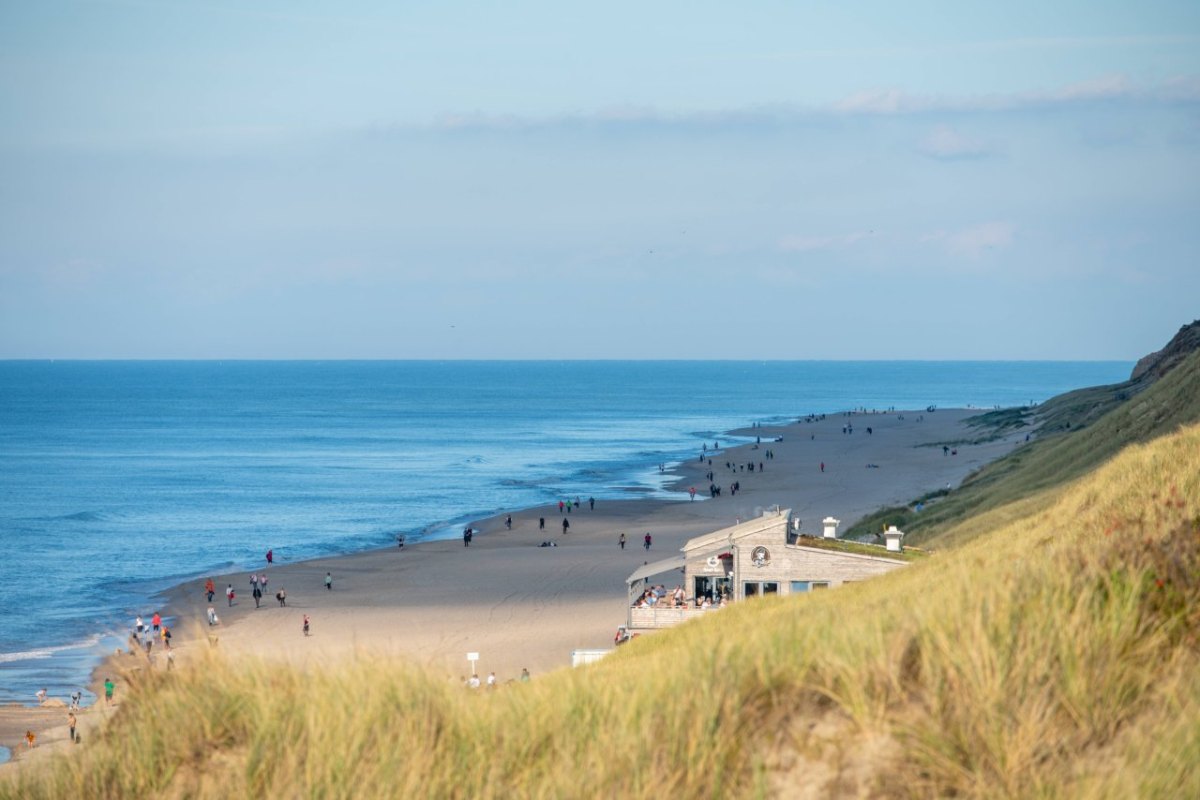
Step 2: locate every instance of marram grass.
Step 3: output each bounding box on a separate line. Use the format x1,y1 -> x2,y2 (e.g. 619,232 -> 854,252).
5,426 -> 1199,799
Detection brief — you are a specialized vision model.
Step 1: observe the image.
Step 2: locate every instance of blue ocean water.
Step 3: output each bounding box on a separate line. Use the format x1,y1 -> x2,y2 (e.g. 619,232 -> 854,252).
0,360 -> 1131,704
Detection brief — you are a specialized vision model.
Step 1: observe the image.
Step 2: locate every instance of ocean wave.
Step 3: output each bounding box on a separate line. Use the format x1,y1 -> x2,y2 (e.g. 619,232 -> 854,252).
50,510 -> 109,522
0,633 -> 105,664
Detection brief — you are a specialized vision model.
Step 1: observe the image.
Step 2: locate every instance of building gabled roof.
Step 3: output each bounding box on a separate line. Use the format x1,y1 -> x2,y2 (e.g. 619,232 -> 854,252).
681,508 -> 792,555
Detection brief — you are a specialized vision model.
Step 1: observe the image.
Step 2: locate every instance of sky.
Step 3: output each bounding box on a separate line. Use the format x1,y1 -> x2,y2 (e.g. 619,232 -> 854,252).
1,1 -> 1198,360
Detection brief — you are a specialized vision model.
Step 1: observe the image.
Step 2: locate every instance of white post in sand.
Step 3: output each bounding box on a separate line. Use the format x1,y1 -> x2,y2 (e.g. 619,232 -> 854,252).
822,517 -> 840,540
884,526 -> 905,552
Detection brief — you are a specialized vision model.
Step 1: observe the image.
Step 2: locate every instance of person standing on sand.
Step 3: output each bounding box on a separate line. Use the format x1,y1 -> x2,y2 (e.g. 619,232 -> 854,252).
558,500 -> 564,514
266,549 -> 273,564
104,677 -> 114,706
325,572 -> 332,591
589,497 -> 594,510
152,611 -> 161,633
520,668 -> 530,682
539,517 -> 545,530
68,711 -> 77,743
562,518 -> 570,534
226,584 -> 235,607
276,588 -> 287,607
205,577 -> 215,602
619,533 -> 626,550
505,515 -> 512,530
253,582 -> 262,608
820,462 -> 825,473
207,605 -> 219,625
644,533 -> 652,551
303,614 -> 310,636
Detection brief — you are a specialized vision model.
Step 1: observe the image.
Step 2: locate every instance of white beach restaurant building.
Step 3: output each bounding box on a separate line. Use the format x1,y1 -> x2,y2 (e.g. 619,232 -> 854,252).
624,508 -> 910,630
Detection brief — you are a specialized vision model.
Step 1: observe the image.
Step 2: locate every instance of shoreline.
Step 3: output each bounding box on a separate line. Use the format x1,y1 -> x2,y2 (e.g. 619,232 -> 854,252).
1,406 -> 1023,766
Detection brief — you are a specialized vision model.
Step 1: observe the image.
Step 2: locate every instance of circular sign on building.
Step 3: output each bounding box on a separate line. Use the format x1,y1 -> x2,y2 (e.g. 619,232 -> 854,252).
751,546 -> 771,567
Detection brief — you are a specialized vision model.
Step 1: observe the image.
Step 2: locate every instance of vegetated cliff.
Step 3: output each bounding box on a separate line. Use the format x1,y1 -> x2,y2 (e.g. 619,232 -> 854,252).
847,320 -> 1200,545
1131,319 -> 1200,382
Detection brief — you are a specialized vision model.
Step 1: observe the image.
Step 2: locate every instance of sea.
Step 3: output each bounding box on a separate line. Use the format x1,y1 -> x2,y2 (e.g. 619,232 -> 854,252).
0,360 -> 1132,707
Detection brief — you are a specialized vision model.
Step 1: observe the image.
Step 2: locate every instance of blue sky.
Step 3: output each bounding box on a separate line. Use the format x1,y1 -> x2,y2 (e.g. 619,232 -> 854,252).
1,1 -> 1198,359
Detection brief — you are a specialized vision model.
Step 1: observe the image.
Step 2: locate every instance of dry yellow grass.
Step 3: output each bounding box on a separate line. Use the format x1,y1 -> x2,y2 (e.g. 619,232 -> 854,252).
4,424 -> 1199,799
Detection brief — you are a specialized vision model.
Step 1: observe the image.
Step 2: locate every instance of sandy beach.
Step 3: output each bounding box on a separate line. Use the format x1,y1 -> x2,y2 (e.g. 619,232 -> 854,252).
0,407 -> 1020,765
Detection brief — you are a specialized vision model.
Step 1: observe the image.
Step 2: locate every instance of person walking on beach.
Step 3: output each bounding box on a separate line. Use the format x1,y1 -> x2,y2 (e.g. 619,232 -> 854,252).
250,573 -> 258,594
644,533 -> 652,551
68,710 -> 77,743
820,462 -> 825,473
253,582 -> 262,608
104,677 -> 114,706
558,500 -> 564,514
505,515 -> 512,530
589,497 -> 595,510
689,486 -> 696,501
152,611 -> 161,633
463,527 -> 473,547
204,577 -> 215,602
303,614 -> 310,636
619,533 -> 626,550
226,584 -> 235,607
135,616 -> 144,635
266,549 -> 274,564
539,517 -> 545,530
562,518 -> 570,534
324,572 -> 332,591
207,605 -> 219,625
276,588 -> 287,607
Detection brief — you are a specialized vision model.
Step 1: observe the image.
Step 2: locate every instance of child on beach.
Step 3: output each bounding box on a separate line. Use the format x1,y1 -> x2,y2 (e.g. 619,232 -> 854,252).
104,677 -> 114,706
207,605 -> 219,625
25,730 -> 35,749
324,572 -> 332,591
303,614 -> 310,636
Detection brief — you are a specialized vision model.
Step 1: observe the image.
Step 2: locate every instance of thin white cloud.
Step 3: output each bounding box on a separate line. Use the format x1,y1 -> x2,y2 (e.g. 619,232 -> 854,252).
921,222 -> 1015,259
918,125 -> 994,160
778,231 -> 876,253
400,75 -> 1199,136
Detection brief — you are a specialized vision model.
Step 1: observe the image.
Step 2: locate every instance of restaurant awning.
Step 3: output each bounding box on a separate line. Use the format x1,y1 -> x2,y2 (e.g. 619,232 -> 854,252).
626,555 -> 686,586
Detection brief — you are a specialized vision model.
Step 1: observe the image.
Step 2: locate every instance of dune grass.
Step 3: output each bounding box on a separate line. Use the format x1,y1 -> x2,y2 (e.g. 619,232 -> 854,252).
5,424 -> 1199,798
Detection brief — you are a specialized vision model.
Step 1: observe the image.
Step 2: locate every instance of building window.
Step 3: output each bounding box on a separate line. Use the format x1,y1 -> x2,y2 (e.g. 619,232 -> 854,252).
790,580 -> 831,593
743,581 -> 779,597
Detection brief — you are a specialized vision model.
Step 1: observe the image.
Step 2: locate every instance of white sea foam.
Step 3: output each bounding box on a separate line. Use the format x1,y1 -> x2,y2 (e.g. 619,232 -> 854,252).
0,634 -> 104,664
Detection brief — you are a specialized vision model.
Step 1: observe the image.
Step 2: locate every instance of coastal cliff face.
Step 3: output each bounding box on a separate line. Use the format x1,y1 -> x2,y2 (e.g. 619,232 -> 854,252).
1130,319 -> 1200,382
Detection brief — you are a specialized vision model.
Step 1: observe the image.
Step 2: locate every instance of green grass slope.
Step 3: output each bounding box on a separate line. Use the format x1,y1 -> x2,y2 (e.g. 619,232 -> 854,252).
4,424 -> 1199,799
847,348 -> 1200,546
